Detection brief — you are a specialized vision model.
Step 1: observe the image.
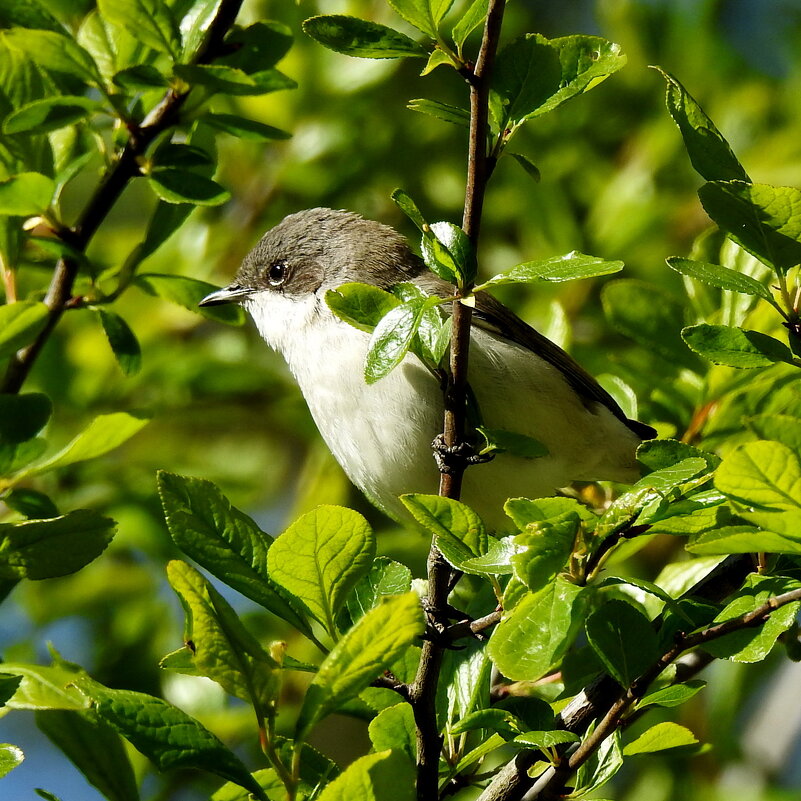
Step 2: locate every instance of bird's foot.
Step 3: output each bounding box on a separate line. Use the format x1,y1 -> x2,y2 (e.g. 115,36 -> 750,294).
432,434 -> 494,475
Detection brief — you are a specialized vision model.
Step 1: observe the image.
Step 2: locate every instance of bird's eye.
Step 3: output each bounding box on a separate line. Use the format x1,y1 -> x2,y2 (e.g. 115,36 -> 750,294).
266,260 -> 288,287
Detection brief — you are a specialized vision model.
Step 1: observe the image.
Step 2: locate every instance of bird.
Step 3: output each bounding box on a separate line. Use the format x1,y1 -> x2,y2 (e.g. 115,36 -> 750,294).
200,208 -> 654,531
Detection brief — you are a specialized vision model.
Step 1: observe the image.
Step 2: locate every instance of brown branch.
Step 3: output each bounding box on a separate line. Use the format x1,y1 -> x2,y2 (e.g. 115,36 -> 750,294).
410,4 -> 507,800
1,0 -> 245,394
477,554 -> 754,801
445,608 -> 503,642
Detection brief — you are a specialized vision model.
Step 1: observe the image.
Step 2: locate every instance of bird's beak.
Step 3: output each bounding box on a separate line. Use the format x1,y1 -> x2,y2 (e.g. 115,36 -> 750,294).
199,283 -> 253,307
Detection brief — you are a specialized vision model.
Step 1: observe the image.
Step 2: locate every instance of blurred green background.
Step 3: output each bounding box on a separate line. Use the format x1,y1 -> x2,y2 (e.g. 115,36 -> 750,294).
2,0 -> 801,798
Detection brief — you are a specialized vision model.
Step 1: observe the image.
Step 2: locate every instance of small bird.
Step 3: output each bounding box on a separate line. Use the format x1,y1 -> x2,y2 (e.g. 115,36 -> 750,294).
200,208 -> 654,531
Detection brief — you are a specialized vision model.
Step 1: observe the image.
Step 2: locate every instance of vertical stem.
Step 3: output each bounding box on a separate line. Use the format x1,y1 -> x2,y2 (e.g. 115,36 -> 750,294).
411,4 -> 507,800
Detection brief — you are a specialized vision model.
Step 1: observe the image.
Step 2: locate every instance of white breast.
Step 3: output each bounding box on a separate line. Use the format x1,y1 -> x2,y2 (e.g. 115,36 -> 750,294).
246,291 -> 640,531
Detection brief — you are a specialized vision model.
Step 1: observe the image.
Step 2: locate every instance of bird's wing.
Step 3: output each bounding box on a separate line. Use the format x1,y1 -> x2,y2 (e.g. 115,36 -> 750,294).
412,272 -> 655,440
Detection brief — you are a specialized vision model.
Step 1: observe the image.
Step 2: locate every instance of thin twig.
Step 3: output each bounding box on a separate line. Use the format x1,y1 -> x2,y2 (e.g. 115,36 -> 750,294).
410,4 -> 507,800
1,0 -> 245,394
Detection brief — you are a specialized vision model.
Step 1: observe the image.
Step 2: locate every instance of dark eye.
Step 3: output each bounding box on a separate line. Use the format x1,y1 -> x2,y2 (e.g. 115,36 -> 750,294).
266,260 -> 288,287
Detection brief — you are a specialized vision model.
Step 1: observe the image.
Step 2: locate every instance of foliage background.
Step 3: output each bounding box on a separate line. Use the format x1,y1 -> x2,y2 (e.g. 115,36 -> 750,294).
2,0 -> 801,798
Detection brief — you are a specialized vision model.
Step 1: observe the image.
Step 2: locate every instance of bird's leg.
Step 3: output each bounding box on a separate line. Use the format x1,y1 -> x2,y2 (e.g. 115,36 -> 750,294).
431,434 -> 494,475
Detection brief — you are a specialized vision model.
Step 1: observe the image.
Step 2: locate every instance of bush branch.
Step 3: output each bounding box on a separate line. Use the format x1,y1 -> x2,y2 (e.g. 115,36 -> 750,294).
1,0 -> 245,394
411,4 -> 506,800
477,554 -> 755,801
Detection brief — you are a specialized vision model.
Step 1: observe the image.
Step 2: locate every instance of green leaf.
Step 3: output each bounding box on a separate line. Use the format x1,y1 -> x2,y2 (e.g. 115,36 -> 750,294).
302,15 -> 426,59
682,323 -> 793,368
512,512 -> 579,592
454,733 -> 505,772
702,574 -> 801,662
475,251 -> 623,290
157,471 -> 312,637
97,0 -> 179,58
0,675 -> 22,706
220,21 -> 293,73
174,64 -> 297,96
746,414 -> 801,454
633,457 -> 709,495
509,152 -> 541,182
368,703 -> 416,761
316,749 -> 414,801
0,0 -> 62,31
17,412 -> 148,479
490,34 -> 626,130
477,427 -> 549,459
0,744 -> 23,778
452,0 -> 489,50
504,497 -> 597,529
2,28 -> 102,85
513,730 -> 580,749
623,722 -> 699,756
146,169 -> 230,206
458,535 -> 518,575
0,510 -> 115,580
637,438 -> 721,473
0,173 -> 54,215
585,600 -> 658,687
325,282 -> 400,333
0,393 -> 51,444
430,221 -> 475,285
390,188 -> 427,231
3,488 -> 58,519
401,494 -> 488,567
211,770 -> 284,801
0,661 -> 90,711
687,526 -> 801,555
637,680 -> 706,710
2,96 -> 100,135
715,440 -> 801,536
666,257 -> 775,304
36,710 -> 139,801
698,181 -> 801,274
0,302 -> 47,358
602,279 -> 696,369
407,98 -> 469,127
179,0 -> 225,60
201,113 -> 291,141
95,310 -> 141,376
654,68 -> 749,183
74,678 -> 266,799
488,577 -> 584,680
345,557 -> 412,624
268,506 -> 376,637
0,439 -> 48,478
364,299 -> 425,383
574,728 -> 623,797
296,592 -> 423,741
151,144 -> 214,170
451,707 -> 528,739
387,0 -> 453,38
135,273 -> 245,325
112,65 -> 169,90
165,560 -> 281,708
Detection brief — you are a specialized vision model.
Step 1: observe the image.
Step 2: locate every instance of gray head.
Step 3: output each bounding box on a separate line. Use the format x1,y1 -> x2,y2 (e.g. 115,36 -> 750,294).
200,208 -> 423,307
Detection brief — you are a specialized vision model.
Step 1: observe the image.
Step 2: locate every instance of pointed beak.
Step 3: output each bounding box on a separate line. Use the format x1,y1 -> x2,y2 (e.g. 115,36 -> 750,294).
199,283 -> 253,307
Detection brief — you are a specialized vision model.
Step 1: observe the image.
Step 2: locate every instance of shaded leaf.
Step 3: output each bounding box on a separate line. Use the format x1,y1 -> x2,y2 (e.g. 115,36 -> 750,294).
0,510 -> 115,580
97,0 -> 179,58
201,113 -> 291,141
136,273 -> 245,325
2,96 -> 99,135
147,169 -> 230,206
585,600 -> 658,687
682,323 -> 793,368
0,393 -> 51,444
96,310 -> 141,376
157,471 -> 312,637
698,181 -> 801,274
666,257 -> 775,305
654,67 -> 749,183
637,680 -> 706,710
302,15 -> 427,59
2,28 -> 101,85
407,98 -> 469,127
